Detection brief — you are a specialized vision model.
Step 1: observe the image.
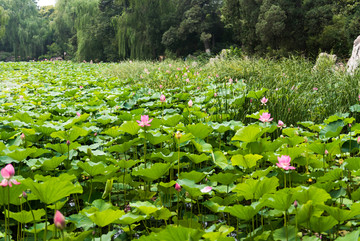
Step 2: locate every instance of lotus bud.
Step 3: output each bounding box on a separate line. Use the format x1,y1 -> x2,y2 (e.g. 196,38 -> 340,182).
66,140 -> 70,146
175,131 -> 182,139
54,210 -> 66,230
294,200 -> 298,208
175,183 -> 181,192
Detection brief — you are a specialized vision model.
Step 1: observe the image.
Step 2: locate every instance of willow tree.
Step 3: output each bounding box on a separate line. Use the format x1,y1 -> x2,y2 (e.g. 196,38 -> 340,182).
115,0 -> 175,60
0,6 -> 8,39
0,0 -> 47,60
53,0 -> 102,61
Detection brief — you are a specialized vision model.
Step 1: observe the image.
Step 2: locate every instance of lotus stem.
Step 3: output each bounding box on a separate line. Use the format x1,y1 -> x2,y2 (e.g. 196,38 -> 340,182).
88,177 -> 93,203
26,199 -> 37,241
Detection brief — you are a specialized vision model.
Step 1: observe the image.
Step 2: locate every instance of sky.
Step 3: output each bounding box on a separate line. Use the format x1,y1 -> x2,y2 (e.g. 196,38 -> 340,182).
37,0 -> 56,7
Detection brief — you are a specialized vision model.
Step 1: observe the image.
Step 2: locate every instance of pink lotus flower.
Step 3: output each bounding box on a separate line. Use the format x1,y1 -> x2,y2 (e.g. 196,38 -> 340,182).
159,85 -> 163,89
260,97 -> 268,105
259,112 -> 273,123
214,93 -> 217,97
0,164 -> 21,187
357,136 -> 360,144
358,95 -> 360,101
313,87 -> 318,91
19,95 -> 24,99
160,94 -> 166,103
186,78 -> 190,83
54,210 -> 66,230
76,112 -> 81,117
188,99 -> 193,107
277,120 -> 285,129
20,133 -> 25,140
324,149 -> 328,155
294,200 -> 298,208
79,86 -> 83,89
276,155 -> 295,170
201,186 -> 212,193
175,183 -> 181,192
229,78 -> 233,84
137,115 -> 153,127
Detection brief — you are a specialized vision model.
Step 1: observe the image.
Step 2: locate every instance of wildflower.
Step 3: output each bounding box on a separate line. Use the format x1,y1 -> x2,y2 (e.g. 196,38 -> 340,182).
54,210 -> 66,230
260,97 -> 268,105
259,112 -> 273,123
277,120 -> 285,129
276,155 -> 295,170
175,183 -> 181,192
137,115 -> 153,127
201,186 -> 212,193
0,164 -> 21,187
160,94 -> 166,103
188,99 -> 193,107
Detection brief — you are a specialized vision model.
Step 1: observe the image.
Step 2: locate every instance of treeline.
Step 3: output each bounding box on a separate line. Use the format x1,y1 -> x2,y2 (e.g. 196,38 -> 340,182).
0,0 -> 359,61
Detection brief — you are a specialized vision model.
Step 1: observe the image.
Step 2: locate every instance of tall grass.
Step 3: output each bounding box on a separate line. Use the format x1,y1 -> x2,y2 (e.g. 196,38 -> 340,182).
105,56 -> 359,125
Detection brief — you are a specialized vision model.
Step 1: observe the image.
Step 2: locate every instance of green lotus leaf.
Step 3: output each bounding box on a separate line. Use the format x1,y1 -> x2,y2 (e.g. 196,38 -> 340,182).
273,226 -> 297,241
45,142 -> 81,154
264,188 -> 294,212
224,204 -> 259,221
293,186 -> 331,205
176,179 -> 208,198
0,130 -> 17,140
132,163 -> 171,182
335,230 -> 359,241
77,161 -> 118,177
152,208 -> 174,220
41,156 -> 67,171
295,201 -> 323,224
22,176 -> 83,204
67,214 -> 93,231
163,114 -> 183,127
178,133 -> 194,145
212,151 -> 230,170
94,115 -> 118,125
51,126 -> 89,142
318,203 -> 360,223
231,154 -> 262,169
6,209 -> 46,223
0,184 -> 27,205
29,148 -> 52,158
33,123 -> 60,136
119,121 -> 140,135
308,142 -> 326,155
63,230 -> 92,241
64,113 -> 90,129
246,88 -> 268,99
139,225 -> 203,241
111,159 -> 140,169
192,138 -> 212,153
208,173 -> 238,186
150,152 -> 185,163
130,201 -> 161,215
319,119 -> 344,138
90,199 -> 115,212
309,215 -> 337,233
141,131 -> 171,145
233,177 -> 278,200
317,169 -> 342,182
344,157 -> 360,171
180,171 -> 206,183
86,209 -> 125,227
117,213 -> 145,225
231,125 -> 262,142
106,138 -> 141,153
186,123 -> 213,139
102,126 -> 123,138
185,153 -> 210,164
13,112 -> 34,124
6,148 -> 37,162
158,180 -> 176,188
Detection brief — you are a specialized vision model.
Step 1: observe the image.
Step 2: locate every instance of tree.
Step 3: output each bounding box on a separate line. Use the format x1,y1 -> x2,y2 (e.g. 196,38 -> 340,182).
0,5 -> 8,39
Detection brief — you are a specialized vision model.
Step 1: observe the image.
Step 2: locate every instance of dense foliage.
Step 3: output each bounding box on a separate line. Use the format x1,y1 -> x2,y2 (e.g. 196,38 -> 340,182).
1,61 -> 360,240
0,0 -> 360,61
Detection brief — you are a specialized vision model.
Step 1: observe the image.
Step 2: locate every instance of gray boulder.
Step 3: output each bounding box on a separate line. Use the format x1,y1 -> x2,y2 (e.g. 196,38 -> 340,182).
347,35 -> 360,74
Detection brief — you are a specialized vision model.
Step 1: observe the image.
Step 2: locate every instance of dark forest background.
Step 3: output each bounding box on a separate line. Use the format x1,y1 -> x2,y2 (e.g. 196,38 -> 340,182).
0,0 -> 359,61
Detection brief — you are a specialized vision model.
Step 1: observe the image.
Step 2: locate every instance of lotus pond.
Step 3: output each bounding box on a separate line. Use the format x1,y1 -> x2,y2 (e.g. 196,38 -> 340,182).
1,61 -> 360,241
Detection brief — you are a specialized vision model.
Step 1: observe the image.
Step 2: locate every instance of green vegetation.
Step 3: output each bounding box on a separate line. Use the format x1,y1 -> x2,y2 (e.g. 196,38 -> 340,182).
0,0 -> 360,61
1,61 -> 360,240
